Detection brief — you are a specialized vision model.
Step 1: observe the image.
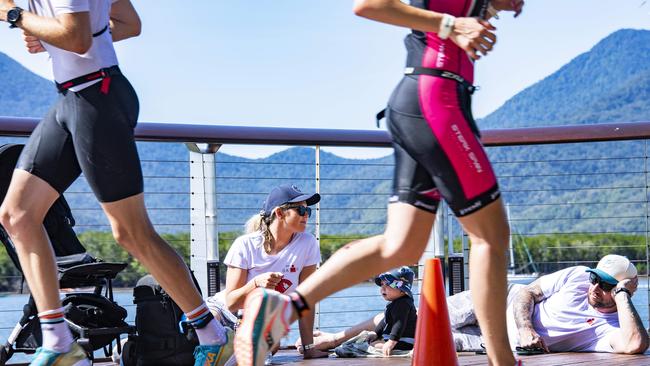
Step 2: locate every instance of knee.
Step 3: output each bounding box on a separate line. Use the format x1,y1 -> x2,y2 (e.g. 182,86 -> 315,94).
111,223 -> 157,256
111,226 -> 134,252
471,219 -> 510,251
0,204 -> 40,236
377,235 -> 420,266
0,205 -> 12,230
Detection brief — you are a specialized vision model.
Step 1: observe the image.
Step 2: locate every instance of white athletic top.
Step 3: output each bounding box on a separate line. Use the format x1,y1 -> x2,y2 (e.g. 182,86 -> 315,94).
223,231 -> 321,295
506,266 -> 620,352
28,0 -> 119,90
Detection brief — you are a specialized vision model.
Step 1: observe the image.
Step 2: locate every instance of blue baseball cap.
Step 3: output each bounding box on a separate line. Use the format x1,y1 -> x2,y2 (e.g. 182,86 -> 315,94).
261,184 -> 320,217
374,266 -> 415,298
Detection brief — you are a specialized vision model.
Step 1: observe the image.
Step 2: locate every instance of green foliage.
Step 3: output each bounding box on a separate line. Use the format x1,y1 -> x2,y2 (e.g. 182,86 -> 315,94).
0,244 -> 21,292
511,233 -> 648,274
76,231 -> 193,288
453,232 -> 648,275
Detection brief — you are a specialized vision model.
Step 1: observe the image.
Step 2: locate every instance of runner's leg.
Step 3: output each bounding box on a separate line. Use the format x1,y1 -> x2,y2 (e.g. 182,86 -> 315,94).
459,198 -> 513,366
0,171 -> 61,314
101,194 -> 206,312
292,203 -> 434,321
69,77 -> 228,355
0,101 -> 85,357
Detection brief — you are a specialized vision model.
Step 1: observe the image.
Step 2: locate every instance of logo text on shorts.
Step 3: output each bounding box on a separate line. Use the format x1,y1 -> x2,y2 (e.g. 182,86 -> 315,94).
451,124 -> 483,173
436,43 -> 447,68
459,201 -> 482,216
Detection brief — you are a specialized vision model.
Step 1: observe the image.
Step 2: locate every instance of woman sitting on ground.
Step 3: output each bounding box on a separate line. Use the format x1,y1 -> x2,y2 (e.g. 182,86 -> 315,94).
207,184 -> 328,359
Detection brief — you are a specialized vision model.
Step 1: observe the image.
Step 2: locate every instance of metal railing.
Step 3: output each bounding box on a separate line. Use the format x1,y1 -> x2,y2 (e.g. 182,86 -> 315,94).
0,116 -> 648,344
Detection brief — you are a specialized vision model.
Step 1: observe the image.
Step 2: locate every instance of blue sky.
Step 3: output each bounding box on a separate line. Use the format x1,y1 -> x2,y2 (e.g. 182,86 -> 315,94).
1,0 -> 649,158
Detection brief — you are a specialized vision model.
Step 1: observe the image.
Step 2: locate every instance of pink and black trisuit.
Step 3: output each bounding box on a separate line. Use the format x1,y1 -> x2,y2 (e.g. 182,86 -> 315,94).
386,0 -> 499,217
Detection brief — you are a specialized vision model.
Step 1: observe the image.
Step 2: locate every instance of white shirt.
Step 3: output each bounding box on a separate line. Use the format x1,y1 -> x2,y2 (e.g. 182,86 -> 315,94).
506,266 -> 620,352
223,231 -> 321,295
28,0 -> 119,89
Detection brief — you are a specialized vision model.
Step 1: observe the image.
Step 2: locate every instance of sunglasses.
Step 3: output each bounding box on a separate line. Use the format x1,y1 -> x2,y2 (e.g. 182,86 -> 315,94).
589,272 -> 616,292
285,205 -> 312,218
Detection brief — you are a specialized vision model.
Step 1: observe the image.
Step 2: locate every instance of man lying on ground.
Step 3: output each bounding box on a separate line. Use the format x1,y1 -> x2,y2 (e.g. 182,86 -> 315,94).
298,254 -> 649,355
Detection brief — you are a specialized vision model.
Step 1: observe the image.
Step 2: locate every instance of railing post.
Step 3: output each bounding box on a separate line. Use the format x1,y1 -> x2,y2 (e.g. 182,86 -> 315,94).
187,143 -> 221,297
419,201 -> 446,284
462,232 -> 470,290
447,206 -> 465,295
314,146 -> 321,330
643,140 -> 650,321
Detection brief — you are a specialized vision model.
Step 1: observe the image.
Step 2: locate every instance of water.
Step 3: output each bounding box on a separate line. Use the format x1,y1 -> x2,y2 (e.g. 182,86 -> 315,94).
1,282 -> 648,363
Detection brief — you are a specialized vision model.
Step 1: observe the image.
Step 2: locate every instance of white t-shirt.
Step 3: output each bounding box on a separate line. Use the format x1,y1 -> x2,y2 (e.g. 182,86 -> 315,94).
28,0 -> 119,89
506,266 -> 620,352
223,231 -> 321,295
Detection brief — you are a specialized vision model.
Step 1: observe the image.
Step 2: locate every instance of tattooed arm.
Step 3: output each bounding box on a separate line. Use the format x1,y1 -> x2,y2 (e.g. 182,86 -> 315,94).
512,279 -> 550,352
609,278 -> 649,354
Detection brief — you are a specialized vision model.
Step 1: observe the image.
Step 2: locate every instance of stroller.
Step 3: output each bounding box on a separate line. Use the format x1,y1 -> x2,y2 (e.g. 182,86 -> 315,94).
0,144 -> 136,364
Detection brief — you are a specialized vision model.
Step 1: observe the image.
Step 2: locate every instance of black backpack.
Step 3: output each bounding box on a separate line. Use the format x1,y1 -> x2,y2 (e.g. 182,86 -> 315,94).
125,274 -> 199,366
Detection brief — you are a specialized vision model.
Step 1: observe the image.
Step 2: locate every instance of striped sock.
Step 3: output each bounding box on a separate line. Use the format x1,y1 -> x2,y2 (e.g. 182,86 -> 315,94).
38,307 -> 73,353
186,303 -> 227,346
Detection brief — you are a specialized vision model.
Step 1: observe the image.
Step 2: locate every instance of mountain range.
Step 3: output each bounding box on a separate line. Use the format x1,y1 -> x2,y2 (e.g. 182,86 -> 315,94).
481,28 -> 650,128
1,29 -> 649,239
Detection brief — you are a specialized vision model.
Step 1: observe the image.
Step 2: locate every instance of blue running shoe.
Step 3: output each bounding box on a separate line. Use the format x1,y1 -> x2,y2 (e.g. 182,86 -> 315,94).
30,343 -> 90,366
194,327 -> 235,366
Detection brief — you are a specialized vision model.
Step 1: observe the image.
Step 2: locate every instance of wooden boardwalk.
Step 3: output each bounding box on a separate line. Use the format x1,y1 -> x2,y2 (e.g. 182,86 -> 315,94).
266,349 -> 650,366
10,349 -> 650,365
47,349 -> 648,366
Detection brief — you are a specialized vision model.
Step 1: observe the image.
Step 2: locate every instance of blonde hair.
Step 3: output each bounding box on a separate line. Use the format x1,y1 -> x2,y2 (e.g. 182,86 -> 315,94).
245,204 -> 289,254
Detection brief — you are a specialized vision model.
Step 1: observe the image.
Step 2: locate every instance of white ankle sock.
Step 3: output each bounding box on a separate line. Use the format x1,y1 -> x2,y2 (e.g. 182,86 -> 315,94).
38,307 -> 73,353
186,303 -> 227,346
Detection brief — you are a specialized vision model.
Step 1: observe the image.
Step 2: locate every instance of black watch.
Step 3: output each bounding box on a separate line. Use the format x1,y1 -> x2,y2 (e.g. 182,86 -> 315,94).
7,6 -> 23,29
614,287 -> 631,297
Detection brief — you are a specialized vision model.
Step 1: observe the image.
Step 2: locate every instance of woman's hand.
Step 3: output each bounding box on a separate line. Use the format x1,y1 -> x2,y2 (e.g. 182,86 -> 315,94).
449,17 -> 496,60
23,31 -> 45,53
490,0 -> 525,17
253,271 -> 283,289
382,339 -> 398,356
296,330 -> 340,352
303,348 -> 329,359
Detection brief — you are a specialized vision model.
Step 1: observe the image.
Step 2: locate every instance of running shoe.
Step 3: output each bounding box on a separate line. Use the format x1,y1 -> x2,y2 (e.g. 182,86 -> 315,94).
30,343 -> 90,366
194,327 -> 235,366
234,289 -> 291,366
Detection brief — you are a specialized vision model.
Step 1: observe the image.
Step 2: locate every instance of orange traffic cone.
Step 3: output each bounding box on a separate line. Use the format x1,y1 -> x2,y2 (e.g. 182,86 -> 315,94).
412,258 -> 458,366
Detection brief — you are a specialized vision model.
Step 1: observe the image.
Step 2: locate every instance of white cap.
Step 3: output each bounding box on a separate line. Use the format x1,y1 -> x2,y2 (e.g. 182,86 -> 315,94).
586,255 -> 638,285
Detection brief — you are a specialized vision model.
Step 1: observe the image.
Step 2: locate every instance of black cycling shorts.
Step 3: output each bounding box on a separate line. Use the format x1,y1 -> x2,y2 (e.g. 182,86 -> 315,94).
386,75 -> 500,217
17,72 -> 143,202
